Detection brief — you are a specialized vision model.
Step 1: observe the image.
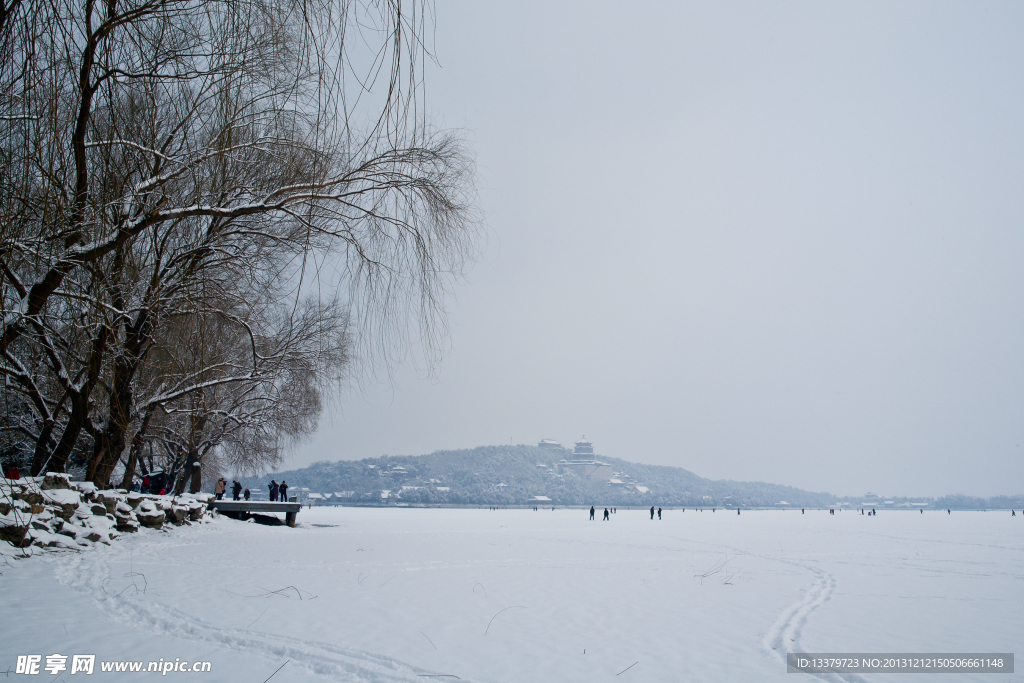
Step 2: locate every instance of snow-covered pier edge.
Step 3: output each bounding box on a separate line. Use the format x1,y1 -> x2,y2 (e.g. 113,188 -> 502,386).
1,472 -> 214,554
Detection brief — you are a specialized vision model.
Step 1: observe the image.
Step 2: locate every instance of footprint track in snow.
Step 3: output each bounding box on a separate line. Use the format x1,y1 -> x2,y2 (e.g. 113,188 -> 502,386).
763,564 -> 868,683
52,529 -> 474,683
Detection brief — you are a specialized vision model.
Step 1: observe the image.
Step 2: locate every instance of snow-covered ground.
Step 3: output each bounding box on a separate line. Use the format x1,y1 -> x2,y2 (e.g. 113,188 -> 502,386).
2,507 -> 1021,682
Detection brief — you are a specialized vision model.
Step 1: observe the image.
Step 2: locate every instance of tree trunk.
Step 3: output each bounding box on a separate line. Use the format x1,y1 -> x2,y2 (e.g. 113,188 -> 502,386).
119,410 -> 152,490
44,327 -> 107,475
45,396 -> 89,475
176,414 -> 207,495
29,420 -> 56,476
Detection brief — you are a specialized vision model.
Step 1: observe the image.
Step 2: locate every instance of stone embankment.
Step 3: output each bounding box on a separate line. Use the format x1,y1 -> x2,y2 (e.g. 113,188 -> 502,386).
1,473 -> 213,551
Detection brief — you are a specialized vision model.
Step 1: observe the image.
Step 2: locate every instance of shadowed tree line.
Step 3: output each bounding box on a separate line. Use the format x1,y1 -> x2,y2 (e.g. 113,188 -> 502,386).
0,0 -> 477,492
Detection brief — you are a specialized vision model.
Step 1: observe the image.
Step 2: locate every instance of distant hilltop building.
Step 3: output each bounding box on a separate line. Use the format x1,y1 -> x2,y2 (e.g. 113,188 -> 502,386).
573,437 -> 593,456
538,438 -> 562,449
560,436 -> 613,481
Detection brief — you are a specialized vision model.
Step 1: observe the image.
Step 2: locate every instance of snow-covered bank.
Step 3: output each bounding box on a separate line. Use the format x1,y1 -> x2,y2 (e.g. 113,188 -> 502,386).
1,474 -> 212,555
2,508 -> 1021,682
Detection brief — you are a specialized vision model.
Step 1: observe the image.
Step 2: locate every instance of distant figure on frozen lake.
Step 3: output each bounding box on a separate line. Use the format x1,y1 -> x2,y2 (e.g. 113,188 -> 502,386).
802,509 -> 804,514
232,480 -> 242,500
244,488 -> 251,501
603,508 -> 610,521
921,509 -> 923,514
948,509 -> 951,514
1011,510 -> 1015,516
269,480 -> 278,501
279,481 -> 288,502
590,506 -> 595,520
658,508 -> 662,519
737,509 -> 740,515
215,477 -> 226,500
650,506 -> 655,519
872,508 -> 876,515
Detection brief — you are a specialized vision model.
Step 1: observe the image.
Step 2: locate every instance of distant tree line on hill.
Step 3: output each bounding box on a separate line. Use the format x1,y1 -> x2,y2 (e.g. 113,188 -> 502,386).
241,445 -> 1024,510
244,445 -> 839,507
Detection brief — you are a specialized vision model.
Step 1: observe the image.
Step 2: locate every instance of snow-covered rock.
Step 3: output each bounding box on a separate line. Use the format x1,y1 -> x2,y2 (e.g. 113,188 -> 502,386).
71,480 -> 98,499
40,472 -> 71,490
113,499 -> 139,532
11,482 -> 44,505
83,515 -> 118,543
188,503 -> 205,522
0,511 -> 29,546
41,488 -> 81,520
27,527 -> 79,549
168,505 -> 190,525
95,490 -> 124,514
136,501 -> 165,528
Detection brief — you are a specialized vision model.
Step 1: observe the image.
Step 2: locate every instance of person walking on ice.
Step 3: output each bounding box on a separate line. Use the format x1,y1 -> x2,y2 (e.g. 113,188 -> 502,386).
603,508 -> 610,521
650,506 -> 655,520
657,507 -> 662,520
590,506 -> 595,520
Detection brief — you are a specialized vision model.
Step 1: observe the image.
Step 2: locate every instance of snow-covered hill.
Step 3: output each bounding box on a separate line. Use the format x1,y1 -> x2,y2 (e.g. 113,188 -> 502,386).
243,445 -> 835,507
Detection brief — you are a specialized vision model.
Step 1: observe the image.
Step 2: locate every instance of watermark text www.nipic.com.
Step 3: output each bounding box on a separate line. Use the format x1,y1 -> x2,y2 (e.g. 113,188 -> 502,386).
15,655 -> 212,675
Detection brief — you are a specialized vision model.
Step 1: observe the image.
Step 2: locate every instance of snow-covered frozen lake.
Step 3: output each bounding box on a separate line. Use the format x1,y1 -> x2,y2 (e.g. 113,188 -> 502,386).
3,507 -> 1021,682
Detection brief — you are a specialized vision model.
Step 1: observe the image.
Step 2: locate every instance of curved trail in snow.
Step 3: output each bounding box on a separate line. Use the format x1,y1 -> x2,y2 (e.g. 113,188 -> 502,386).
51,528 -> 479,683
510,524 -> 870,681
761,561 -> 868,683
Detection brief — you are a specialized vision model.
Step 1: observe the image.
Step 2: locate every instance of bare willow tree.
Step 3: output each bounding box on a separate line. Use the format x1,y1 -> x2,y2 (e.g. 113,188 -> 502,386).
0,0 -> 477,486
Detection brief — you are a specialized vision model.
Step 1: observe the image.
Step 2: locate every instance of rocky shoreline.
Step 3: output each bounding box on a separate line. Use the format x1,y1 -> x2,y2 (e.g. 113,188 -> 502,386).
1,473 -> 214,552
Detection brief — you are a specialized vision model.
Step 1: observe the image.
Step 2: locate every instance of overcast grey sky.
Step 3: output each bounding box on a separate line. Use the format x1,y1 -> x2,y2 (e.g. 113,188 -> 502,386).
287,0 -> 1024,498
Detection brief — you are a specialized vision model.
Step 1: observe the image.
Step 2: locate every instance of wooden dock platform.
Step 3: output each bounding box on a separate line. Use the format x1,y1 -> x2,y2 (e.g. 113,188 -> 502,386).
208,500 -> 302,527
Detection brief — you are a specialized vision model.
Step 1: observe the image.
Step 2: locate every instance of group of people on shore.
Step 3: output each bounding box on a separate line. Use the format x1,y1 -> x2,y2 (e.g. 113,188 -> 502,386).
213,477 -> 289,502
213,477 -> 251,501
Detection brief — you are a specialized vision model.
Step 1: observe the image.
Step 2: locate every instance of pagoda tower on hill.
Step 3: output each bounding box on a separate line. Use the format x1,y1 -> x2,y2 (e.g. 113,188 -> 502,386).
573,436 -> 594,457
